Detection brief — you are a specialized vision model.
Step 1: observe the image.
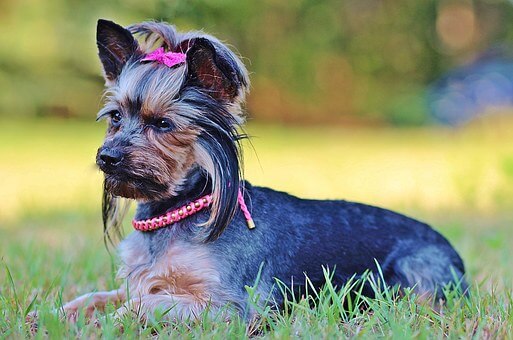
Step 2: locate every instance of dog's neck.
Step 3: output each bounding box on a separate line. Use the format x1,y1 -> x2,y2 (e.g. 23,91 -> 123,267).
134,166 -> 210,221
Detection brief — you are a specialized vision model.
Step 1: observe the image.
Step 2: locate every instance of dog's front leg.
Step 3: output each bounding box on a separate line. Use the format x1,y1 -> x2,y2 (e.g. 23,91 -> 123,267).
62,288 -> 126,321
114,294 -> 214,323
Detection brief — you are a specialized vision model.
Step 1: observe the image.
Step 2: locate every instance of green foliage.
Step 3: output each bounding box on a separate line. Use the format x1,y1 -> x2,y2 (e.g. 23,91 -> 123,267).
2,0 -> 513,124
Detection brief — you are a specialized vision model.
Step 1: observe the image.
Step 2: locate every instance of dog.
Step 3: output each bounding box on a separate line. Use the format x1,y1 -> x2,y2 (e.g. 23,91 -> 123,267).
61,19 -> 467,322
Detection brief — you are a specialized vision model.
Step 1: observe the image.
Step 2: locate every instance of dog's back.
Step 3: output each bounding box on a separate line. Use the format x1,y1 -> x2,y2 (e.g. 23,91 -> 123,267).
210,184 -> 466,306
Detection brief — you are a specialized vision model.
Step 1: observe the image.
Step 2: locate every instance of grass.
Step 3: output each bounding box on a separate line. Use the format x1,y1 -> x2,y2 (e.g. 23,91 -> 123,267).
0,117 -> 512,338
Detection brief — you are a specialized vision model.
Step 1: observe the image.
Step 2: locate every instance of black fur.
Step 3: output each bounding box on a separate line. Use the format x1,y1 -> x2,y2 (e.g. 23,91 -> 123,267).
135,173 -> 467,304
185,38 -> 248,101
179,90 -> 245,241
97,19 -> 140,82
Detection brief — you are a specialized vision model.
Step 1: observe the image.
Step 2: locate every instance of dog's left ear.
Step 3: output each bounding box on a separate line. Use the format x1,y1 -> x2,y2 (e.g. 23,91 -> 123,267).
97,19 -> 139,84
184,38 -> 248,102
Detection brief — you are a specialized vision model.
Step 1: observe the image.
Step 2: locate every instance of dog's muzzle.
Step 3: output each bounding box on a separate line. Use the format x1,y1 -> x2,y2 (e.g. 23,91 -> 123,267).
96,147 -> 124,173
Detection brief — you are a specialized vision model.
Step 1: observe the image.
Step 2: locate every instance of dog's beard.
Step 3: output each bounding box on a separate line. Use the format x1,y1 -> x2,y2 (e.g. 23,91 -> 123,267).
104,172 -> 169,200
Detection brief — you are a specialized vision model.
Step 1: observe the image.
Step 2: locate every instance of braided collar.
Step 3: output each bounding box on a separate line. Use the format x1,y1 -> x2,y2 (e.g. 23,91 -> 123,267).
132,189 -> 254,231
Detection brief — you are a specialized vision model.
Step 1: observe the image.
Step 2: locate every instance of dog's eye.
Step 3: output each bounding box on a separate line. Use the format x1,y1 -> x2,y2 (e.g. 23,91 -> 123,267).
153,118 -> 174,132
110,111 -> 122,125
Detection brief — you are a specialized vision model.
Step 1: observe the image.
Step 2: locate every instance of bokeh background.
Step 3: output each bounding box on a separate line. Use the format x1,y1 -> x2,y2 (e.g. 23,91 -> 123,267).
1,0 -> 512,294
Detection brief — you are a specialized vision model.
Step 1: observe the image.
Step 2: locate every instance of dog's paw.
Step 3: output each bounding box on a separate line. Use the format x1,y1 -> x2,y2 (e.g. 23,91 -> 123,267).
61,296 -> 98,322
61,303 -> 80,322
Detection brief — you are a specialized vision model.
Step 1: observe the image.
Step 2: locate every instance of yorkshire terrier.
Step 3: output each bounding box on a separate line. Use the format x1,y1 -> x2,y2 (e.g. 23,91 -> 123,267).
61,19 -> 467,322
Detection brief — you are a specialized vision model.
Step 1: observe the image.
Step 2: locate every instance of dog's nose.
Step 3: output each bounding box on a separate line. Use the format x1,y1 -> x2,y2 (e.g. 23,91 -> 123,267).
98,148 -> 124,169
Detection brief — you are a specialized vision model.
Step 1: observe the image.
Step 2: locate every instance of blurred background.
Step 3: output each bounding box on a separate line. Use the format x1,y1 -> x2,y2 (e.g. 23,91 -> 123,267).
0,0 -> 512,289
5,0 -> 513,124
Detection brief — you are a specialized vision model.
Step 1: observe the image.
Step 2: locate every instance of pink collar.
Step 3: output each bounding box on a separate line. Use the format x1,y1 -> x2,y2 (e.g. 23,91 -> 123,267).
132,189 -> 255,231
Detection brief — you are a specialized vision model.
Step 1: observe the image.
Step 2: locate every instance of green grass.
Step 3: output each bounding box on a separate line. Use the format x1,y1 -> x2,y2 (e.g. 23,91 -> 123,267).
1,117 -> 512,337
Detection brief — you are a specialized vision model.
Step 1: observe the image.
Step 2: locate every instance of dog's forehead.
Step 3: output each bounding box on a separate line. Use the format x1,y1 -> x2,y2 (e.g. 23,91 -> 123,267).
112,62 -> 186,117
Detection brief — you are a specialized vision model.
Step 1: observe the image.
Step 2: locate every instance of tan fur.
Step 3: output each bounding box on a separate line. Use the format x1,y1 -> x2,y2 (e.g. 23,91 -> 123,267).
62,289 -> 125,321
114,232 -> 230,320
118,233 -> 219,298
137,128 -> 198,197
62,233 -> 232,322
193,144 -> 222,227
102,117 -> 199,200
98,62 -> 203,201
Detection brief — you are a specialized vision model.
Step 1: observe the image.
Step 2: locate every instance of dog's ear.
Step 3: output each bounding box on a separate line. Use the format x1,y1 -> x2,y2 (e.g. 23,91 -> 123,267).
184,38 -> 248,102
97,19 -> 139,84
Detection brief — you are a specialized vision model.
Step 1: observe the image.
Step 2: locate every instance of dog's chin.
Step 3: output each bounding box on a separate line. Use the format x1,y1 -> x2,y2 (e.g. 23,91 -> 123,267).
104,174 -> 167,201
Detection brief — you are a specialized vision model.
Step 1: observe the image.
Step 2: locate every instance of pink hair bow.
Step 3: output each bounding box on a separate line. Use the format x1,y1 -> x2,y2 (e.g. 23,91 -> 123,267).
141,47 -> 186,68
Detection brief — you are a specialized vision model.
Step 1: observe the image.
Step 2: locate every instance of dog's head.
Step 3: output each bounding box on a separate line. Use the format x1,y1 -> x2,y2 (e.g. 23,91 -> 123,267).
95,19 -> 249,241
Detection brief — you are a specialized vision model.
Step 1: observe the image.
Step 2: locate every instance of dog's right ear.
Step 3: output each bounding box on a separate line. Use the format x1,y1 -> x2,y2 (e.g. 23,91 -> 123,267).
184,38 -> 248,103
97,19 -> 139,84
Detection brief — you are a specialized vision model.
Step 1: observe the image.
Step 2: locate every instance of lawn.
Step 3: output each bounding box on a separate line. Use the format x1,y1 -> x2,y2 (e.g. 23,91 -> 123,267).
0,117 -> 512,337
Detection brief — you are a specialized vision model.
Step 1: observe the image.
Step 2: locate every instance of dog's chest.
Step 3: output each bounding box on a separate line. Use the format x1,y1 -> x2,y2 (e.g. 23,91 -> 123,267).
117,232 -> 221,301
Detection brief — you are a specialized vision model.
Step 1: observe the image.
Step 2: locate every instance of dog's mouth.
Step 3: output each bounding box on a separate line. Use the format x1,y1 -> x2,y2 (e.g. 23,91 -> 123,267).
96,150 -> 168,199
103,172 -> 168,200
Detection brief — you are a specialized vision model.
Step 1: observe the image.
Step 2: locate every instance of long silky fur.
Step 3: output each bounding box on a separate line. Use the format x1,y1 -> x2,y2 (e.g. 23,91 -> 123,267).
99,21 -> 249,244
130,22 -> 248,242
102,184 -> 131,247
179,89 -> 246,241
